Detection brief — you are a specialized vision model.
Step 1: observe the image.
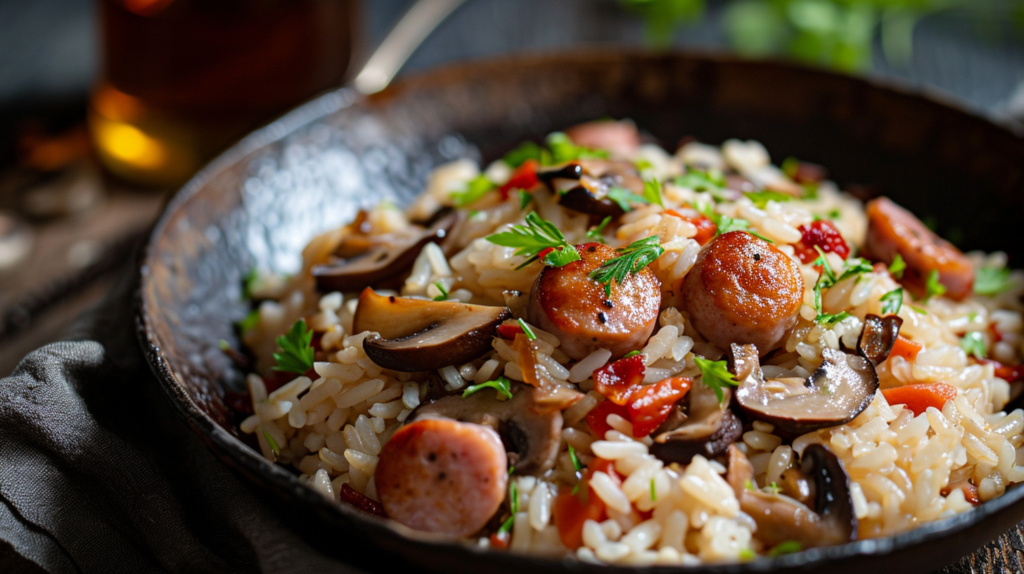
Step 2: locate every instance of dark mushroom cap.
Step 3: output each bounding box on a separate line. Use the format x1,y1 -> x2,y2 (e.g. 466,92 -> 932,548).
537,160 -> 645,218
354,288 -> 511,372
649,380 -> 743,464
312,210 -> 461,292
733,343 -> 879,435
858,313 -> 903,365
801,444 -> 858,545
408,383 -> 562,476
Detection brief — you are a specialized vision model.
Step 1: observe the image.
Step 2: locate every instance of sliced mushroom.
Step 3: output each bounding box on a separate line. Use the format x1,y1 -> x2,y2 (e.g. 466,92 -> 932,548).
733,343 -> 878,435
502,289 -> 529,319
537,160 -> 645,218
858,313 -> 903,365
649,379 -> 743,464
354,288 -> 511,372
726,444 -> 856,549
409,383 -> 562,476
312,210 -> 461,292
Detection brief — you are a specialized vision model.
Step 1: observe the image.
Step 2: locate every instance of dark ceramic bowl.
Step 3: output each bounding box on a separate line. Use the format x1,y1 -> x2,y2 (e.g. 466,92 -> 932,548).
139,51 -> 1024,573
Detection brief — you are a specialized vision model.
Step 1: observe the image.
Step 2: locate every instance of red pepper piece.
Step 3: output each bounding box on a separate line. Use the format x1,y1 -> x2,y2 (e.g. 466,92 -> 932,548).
496,323 -> 524,340
586,400 -> 630,439
666,209 -> 717,246
339,483 -> 387,518
498,159 -> 539,200
793,220 -> 850,264
626,377 -> 692,437
979,359 -> 1024,383
593,354 -> 646,406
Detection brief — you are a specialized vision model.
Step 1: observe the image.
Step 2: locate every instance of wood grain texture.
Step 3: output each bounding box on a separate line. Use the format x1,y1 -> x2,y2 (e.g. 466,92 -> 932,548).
943,525 -> 1024,573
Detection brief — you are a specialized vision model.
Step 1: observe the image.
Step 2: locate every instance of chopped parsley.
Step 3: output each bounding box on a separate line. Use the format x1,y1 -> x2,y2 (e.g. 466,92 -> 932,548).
650,477 -> 657,501
586,216 -> 612,244
607,186 -> 648,212
673,169 -> 726,193
498,468 -> 519,535
462,376 -> 513,400
589,236 -> 664,296
767,481 -> 781,495
623,350 -> 642,359
635,158 -> 654,171
924,269 -> 947,301
486,212 -> 581,270
452,174 -> 497,207
517,318 -> 537,340
568,445 -> 584,474
837,258 -> 873,282
642,178 -> 664,207
698,203 -> 773,242
743,479 -> 755,491
812,248 -> 852,325
813,246 -> 838,284
889,254 -> 906,279
518,189 -> 532,211
827,208 -> 841,219
739,548 -> 756,561
238,308 -> 260,333
768,540 -> 802,557
781,157 -> 800,179
880,288 -> 903,315
960,331 -> 987,359
546,132 -> 610,164
975,264 -> 1013,296
432,282 -> 449,301
503,141 -> 548,168
910,305 -> 928,315
262,428 -> 280,457
273,319 -> 315,374
745,190 -> 792,209
694,356 -> 740,403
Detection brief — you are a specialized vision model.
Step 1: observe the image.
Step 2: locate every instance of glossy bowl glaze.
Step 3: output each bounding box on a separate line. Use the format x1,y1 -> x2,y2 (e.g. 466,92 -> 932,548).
139,51 -> 1024,573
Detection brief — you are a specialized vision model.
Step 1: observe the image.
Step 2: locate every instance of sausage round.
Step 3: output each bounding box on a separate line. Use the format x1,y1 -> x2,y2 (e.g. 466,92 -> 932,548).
682,231 -> 804,355
375,418 -> 508,538
528,243 -> 662,360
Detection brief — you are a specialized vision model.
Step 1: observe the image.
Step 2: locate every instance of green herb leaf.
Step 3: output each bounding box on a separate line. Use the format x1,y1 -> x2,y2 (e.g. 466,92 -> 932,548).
744,479 -> 755,491
272,319 -> 314,374
218,339 -> 231,351
924,269 -> 946,301
960,331 -> 987,359
745,190 -> 792,208
889,254 -> 906,279
498,468 -> 519,535
837,258 -> 873,282
238,308 -> 260,333
694,356 -> 740,404
767,481 -> 780,495
975,264 -> 1013,296
451,174 -> 497,207
568,445 -> 584,474
827,208 -> 841,220
650,477 -> 657,501
486,212 -> 580,269
635,158 -> 654,171
709,211 -> 773,242
880,288 -> 903,315
262,428 -> 280,457
910,305 -> 928,315
518,318 -> 537,341
546,132 -> 609,164
589,236 -> 664,296
739,548 -> 756,561
623,350 -> 642,359
462,376 -> 513,400
813,246 -> 837,285
432,282 -> 449,301
781,156 -> 800,179
673,169 -> 726,193
642,178 -> 664,207
768,540 -> 802,557
542,246 -> 582,267
503,141 -> 548,168
518,189 -> 533,211
586,216 -> 613,244
607,186 -> 648,212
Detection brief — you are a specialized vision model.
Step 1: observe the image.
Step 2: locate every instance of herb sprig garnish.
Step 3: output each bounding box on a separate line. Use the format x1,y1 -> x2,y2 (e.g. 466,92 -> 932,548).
696,202 -> 773,242
486,212 -> 581,270
273,319 -> 315,374
674,169 -> 726,194
960,331 -> 987,359
586,216 -> 612,244
975,264 -> 1013,296
463,376 -> 513,400
811,247 -> 851,325
889,254 -> 906,279
432,282 -> 449,301
880,287 -> 903,315
589,236 -> 664,296
745,190 -> 792,209
924,269 -> 946,301
502,132 -> 609,168
497,467 -> 519,535
694,356 -> 740,404
451,175 -> 496,207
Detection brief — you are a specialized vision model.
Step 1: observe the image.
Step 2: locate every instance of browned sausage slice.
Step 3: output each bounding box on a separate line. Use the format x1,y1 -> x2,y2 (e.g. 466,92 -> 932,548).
527,243 -> 662,360
375,419 -> 507,538
682,231 -> 804,355
862,197 -> 973,301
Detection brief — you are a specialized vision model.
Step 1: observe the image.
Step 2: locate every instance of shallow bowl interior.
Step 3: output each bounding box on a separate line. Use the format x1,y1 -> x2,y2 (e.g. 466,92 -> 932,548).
139,50 -> 1024,573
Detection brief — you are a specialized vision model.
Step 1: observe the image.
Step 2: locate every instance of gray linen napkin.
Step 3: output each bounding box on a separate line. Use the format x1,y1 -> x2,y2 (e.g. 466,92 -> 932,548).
0,258 -> 362,573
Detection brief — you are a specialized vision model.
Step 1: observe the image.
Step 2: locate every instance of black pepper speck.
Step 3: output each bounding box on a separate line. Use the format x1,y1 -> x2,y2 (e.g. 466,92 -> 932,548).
754,253 -> 761,261
598,312 -> 608,324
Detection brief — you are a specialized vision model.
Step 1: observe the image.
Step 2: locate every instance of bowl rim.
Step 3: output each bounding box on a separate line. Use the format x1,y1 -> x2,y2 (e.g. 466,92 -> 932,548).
137,47 -> 1024,572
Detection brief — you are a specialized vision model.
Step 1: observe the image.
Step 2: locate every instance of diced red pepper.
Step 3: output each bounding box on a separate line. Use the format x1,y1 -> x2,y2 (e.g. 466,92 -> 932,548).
793,220 -> 850,264
593,354 -> 646,406
881,382 -> 957,416
941,481 -> 980,506
496,323 -> 524,340
587,457 -> 621,484
979,359 -> 1024,383
538,247 -> 556,260
552,483 -> 606,550
498,159 -> 539,200
489,531 -> 510,549
888,335 -> 922,362
989,323 -> 1004,343
666,209 -> 717,246
626,377 -> 693,437
339,483 -> 387,518
586,400 -> 631,439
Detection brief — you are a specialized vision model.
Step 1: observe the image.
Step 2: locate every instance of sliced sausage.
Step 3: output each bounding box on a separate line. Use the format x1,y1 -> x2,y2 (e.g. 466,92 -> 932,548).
375,419 -> 507,538
565,119 -> 640,157
862,196 -> 973,301
682,231 -> 804,355
528,243 -> 661,360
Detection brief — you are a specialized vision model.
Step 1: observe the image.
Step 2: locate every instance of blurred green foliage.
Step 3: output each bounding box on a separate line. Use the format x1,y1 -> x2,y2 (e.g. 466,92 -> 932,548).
620,0 -> 1024,71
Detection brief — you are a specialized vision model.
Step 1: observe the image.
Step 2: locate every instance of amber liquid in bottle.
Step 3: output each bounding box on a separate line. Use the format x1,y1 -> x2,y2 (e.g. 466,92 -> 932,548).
91,0 -> 354,186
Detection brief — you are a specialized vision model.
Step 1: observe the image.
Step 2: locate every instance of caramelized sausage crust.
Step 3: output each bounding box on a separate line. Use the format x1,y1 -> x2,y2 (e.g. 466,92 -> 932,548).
528,243 -> 661,360
683,231 -> 804,355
